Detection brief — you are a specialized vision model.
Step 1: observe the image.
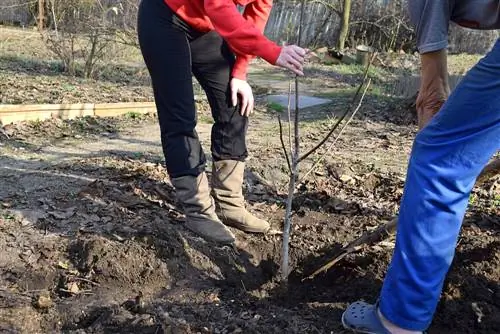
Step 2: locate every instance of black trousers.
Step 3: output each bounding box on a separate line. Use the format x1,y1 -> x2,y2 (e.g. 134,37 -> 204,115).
137,0 -> 248,178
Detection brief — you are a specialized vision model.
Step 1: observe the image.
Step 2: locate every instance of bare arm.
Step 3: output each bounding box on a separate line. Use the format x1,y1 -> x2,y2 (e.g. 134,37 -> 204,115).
408,0 -> 451,129
416,49 -> 450,129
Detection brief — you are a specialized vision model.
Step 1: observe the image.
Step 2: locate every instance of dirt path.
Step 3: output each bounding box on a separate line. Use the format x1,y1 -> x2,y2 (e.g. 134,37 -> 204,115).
1,96 -> 499,333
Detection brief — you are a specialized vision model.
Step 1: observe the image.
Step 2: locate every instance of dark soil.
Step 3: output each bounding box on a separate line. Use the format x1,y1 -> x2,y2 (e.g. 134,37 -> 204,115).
0,103 -> 498,334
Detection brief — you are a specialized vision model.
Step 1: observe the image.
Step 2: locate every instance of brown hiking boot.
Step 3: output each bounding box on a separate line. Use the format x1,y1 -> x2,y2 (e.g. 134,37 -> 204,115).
171,173 -> 235,244
211,160 -> 270,233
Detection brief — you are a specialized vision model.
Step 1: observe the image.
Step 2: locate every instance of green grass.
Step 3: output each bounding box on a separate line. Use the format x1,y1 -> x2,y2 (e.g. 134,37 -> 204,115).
332,63 -> 390,81
28,119 -> 44,130
0,210 -> 16,221
125,111 -> 143,120
493,194 -> 500,208
267,101 -> 286,113
469,193 -> 478,206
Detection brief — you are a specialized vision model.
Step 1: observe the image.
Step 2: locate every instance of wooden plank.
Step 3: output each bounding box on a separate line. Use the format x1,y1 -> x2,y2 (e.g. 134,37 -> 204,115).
0,103 -> 95,124
0,102 -> 157,125
94,102 -> 156,117
0,110 -> 54,124
0,104 -> 63,113
51,104 -> 95,120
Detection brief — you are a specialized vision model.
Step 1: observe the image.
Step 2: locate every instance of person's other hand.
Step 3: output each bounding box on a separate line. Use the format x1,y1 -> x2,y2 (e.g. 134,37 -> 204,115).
231,78 -> 254,117
416,50 -> 450,129
276,45 -> 309,76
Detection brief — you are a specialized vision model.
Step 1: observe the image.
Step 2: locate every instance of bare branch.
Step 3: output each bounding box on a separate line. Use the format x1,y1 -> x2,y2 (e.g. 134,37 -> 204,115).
278,114 -> 292,173
308,0 -> 342,17
297,53 -> 375,163
303,217 -> 397,281
298,78 -> 372,186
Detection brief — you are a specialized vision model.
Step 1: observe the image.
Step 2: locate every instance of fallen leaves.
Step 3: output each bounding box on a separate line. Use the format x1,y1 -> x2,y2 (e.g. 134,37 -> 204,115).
67,282 -> 80,295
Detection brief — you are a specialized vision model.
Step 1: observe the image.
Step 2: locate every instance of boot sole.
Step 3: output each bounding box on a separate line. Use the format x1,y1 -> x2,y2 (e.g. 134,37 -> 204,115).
221,220 -> 270,234
184,223 -> 236,244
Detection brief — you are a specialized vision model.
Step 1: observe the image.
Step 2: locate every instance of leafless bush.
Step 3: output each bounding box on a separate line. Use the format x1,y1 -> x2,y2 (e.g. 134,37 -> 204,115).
347,0 -> 414,52
39,0 -> 127,78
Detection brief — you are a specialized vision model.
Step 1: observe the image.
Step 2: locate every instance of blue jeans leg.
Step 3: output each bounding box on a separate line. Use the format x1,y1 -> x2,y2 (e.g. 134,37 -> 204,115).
379,40 -> 500,331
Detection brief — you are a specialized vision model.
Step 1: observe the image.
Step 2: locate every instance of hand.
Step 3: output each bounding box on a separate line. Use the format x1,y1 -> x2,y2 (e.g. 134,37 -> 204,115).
416,50 -> 450,129
416,85 -> 448,129
276,45 -> 309,76
230,78 -> 254,117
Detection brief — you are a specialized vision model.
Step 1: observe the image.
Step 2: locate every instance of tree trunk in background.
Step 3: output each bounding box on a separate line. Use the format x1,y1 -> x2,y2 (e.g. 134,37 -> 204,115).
338,0 -> 351,50
37,0 -> 44,30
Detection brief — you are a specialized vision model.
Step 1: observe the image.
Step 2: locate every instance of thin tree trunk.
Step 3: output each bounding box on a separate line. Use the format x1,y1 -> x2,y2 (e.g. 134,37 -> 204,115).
38,0 -> 45,31
338,0 -> 352,50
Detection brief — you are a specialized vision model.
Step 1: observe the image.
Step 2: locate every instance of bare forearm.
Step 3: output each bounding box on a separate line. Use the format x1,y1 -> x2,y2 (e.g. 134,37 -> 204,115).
420,49 -> 450,99
416,49 -> 450,129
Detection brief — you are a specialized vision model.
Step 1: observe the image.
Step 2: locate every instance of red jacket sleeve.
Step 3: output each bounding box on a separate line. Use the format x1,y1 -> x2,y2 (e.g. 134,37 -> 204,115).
203,0 -> 282,79
232,0 -> 277,80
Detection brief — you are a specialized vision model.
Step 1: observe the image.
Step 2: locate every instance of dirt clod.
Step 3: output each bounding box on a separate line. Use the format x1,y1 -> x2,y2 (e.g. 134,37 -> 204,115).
33,292 -> 53,310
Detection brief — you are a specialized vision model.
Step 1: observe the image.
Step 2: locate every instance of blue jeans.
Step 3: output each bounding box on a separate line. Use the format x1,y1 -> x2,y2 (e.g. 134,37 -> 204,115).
379,39 -> 500,331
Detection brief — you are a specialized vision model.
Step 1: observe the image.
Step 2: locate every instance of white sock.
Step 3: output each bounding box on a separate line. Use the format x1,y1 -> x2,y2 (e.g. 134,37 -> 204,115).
377,308 -> 422,334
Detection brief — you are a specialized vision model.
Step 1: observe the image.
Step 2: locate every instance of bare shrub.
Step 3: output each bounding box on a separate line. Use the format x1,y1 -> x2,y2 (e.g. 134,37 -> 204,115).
39,0 -> 124,78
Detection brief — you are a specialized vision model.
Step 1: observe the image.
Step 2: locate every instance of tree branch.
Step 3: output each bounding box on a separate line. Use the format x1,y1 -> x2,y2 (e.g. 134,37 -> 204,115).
278,114 -> 291,173
298,78 -> 372,186
297,53 -> 375,163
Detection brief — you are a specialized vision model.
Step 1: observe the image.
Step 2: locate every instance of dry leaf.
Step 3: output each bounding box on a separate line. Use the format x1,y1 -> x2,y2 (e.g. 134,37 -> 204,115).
339,175 -> 355,184
57,261 -> 69,270
68,282 -> 80,294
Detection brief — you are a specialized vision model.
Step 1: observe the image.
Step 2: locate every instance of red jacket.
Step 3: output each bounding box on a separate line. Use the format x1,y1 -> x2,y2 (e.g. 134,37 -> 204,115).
164,0 -> 282,80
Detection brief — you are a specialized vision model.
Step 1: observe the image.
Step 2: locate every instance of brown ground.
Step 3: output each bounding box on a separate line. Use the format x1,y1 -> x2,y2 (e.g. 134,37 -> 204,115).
1,26 -> 498,333
0,88 -> 498,334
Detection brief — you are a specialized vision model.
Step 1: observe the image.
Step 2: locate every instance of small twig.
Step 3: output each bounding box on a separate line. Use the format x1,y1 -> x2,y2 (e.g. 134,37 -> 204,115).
59,288 -> 93,295
298,79 -> 372,186
69,276 -> 100,286
297,53 -> 375,163
303,246 -> 363,281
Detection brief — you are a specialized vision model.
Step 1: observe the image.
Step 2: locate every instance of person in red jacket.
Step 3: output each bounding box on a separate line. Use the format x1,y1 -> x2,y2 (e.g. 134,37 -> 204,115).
137,0 -> 307,244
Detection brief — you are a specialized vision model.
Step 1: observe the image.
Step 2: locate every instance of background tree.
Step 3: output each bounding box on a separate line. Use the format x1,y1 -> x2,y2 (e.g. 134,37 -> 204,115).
338,0 -> 351,50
